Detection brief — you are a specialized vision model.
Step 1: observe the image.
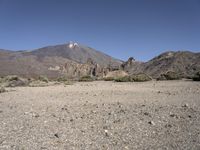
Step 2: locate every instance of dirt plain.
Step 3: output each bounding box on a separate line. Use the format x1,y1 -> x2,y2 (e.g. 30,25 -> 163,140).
0,80 -> 200,150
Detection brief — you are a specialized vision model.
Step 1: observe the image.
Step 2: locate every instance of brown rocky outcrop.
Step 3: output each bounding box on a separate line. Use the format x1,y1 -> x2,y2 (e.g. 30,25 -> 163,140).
61,58 -> 107,79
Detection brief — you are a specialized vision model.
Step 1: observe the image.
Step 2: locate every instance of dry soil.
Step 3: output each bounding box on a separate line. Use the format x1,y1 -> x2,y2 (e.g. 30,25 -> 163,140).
0,80 -> 200,150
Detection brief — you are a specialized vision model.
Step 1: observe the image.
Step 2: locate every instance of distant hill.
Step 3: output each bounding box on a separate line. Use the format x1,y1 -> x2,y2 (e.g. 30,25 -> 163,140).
0,43 -> 199,79
122,51 -> 200,78
0,42 -> 122,78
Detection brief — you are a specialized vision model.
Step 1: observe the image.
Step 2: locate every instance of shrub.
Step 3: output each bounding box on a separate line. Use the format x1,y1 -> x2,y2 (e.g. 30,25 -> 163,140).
114,73 -> 152,82
57,76 -> 68,82
157,71 -> 181,80
103,77 -> 115,81
131,73 -> 152,82
79,75 -> 94,82
192,71 -> 200,81
4,75 -> 19,81
1,76 -> 29,87
164,71 -> 181,80
28,80 -> 48,87
7,79 -> 29,87
156,75 -> 166,81
0,87 -> 6,93
114,76 -> 132,82
38,76 -> 49,83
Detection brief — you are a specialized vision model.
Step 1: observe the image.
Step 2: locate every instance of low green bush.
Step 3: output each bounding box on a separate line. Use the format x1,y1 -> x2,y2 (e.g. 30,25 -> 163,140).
114,73 -> 152,82
114,76 -> 132,82
103,77 -> 115,81
0,75 -> 29,87
57,76 -> 68,82
157,71 -> 181,80
4,75 -> 19,81
192,71 -> 200,81
79,75 -> 94,82
131,73 -> 152,82
0,87 -> 6,93
38,75 -> 49,83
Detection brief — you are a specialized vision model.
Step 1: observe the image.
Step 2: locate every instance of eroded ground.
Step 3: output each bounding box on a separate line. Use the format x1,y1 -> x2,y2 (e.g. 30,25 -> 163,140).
0,81 -> 200,150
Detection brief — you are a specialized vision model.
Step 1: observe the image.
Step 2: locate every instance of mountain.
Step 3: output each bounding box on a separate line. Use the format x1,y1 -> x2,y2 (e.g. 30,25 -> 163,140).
27,42 -> 121,67
0,43 -> 199,79
0,42 -> 122,78
122,51 -> 200,78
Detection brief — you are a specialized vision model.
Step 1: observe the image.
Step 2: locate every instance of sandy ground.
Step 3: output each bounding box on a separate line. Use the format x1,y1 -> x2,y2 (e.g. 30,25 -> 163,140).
0,80 -> 200,150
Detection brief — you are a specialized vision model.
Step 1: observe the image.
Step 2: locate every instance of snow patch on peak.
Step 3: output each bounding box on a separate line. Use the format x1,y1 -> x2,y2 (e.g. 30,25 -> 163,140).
68,41 -> 79,48
69,43 -> 74,48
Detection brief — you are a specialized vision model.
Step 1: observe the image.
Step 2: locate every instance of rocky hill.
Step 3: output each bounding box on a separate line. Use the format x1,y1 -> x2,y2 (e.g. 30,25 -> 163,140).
0,43 -> 199,79
121,51 -> 200,78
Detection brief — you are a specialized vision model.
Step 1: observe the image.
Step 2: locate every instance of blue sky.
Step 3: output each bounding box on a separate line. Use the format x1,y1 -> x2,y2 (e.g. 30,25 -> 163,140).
0,0 -> 200,61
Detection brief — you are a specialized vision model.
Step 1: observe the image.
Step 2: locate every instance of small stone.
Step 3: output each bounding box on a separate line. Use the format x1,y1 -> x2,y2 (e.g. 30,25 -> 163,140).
182,103 -> 189,108
144,112 -> 149,116
104,130 -> 109,136
165,124 -> 172,128
54,133 -> 59,138
33,113 -> 39,118
169,113 -> 175,117
125,146 -> 129,149
103,126 -> 108,129
148,121 -> 155,125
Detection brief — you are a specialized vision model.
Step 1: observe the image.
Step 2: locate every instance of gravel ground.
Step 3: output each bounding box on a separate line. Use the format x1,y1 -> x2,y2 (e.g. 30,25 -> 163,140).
0,80 -> 200,150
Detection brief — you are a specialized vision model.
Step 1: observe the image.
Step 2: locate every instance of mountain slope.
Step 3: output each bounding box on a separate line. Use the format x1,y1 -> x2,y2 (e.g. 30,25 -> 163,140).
123,51 -> 200,78
28,42 -> 122,67
143,51 -> 200,77
0,42 -> 122,78
1,44 -> 199,79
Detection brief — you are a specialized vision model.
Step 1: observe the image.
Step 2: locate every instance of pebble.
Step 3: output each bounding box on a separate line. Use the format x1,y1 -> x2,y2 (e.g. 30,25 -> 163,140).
54,133 -> 59,138
182,103 -> 189,108
148,121 -> 155,126
104,130 -> 109,136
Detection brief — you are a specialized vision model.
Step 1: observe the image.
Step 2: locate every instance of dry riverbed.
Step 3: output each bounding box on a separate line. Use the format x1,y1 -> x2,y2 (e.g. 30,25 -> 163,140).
0,80 -> 200,150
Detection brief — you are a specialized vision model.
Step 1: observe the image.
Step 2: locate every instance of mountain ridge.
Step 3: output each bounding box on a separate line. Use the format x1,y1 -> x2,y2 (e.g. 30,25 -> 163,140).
0,42 -> 199,79
122,51 -> 200,78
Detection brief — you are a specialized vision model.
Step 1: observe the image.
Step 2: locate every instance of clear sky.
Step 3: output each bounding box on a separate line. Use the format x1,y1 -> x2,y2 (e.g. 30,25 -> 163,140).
0,0 -> 200,61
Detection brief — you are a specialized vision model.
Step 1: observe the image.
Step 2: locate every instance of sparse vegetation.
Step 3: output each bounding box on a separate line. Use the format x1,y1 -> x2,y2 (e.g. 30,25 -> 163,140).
192,71 -> 200,81
28,80 -> 49,87
157,71 -> 181,80
56,76 -> 68,82
38,76 -> 49,83
79,75 -> 94,82
4,75 -> 19,82
64,81 -> 74,85
131,73 -> 152,82
0,86 -> 6,93
114,73 -> 152,82
114,76 -> 132,82
0,75 -> 29,87
103,77 -> 115,81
